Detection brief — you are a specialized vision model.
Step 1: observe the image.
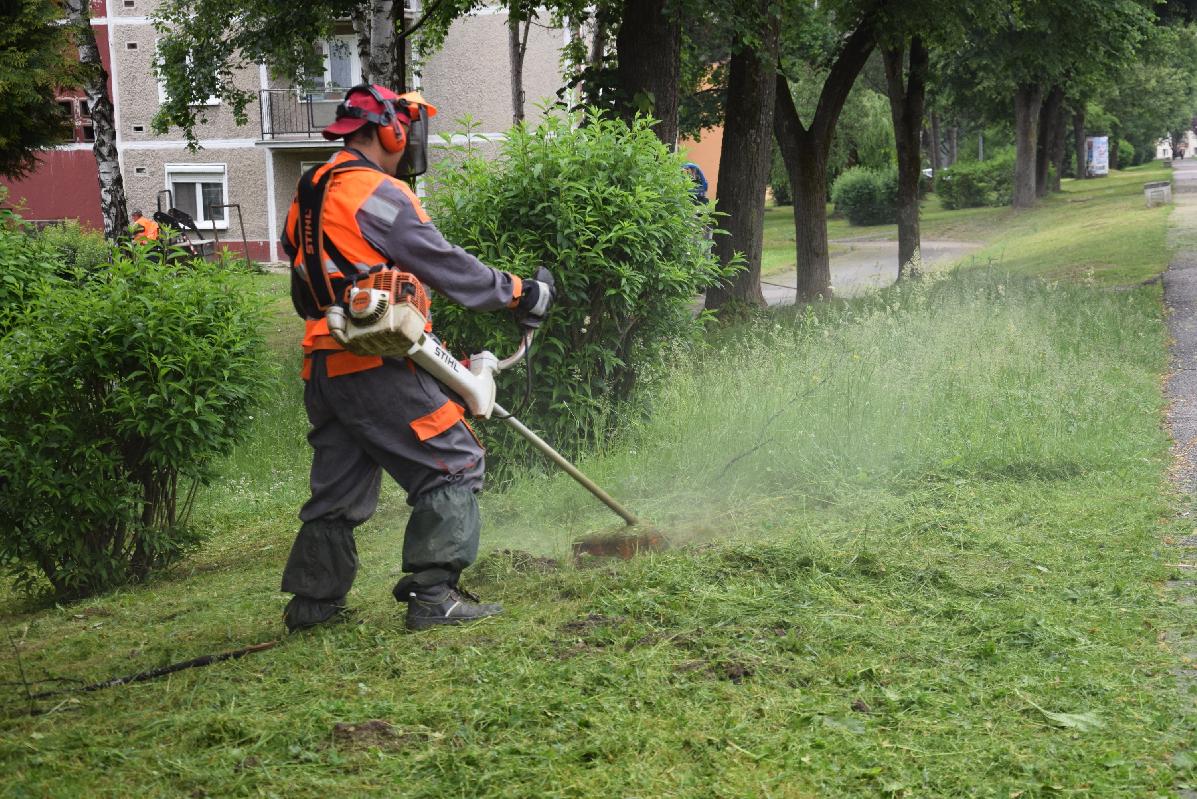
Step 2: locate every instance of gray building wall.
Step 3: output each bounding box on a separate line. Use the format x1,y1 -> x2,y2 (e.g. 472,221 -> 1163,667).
421,10 -> 566,136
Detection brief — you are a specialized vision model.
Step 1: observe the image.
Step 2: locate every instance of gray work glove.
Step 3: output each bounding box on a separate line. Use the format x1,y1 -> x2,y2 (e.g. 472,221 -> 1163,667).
515,266 -> 557,330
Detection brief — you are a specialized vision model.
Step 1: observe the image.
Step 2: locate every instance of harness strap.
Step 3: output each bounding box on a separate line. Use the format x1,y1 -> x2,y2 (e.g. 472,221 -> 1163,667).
293,157 -> 382,311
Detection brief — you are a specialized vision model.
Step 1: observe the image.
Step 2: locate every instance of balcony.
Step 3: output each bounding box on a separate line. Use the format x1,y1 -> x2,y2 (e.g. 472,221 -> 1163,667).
257,89 -> 345,147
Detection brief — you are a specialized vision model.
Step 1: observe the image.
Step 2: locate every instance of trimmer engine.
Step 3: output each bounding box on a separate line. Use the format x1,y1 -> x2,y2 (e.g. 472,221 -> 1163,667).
326,268 -> 500,418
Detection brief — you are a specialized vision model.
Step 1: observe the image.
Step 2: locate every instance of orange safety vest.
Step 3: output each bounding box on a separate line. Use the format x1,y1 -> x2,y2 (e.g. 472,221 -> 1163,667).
134,217 -> 160,242
287,151 -> 433,380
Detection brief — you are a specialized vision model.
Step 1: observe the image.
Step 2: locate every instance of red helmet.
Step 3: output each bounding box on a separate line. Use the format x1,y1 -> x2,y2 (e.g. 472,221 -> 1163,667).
322,84 -> 438,148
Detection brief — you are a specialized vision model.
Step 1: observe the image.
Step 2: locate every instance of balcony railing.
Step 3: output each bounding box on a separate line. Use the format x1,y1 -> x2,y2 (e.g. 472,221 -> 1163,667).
259,89 -> 346,141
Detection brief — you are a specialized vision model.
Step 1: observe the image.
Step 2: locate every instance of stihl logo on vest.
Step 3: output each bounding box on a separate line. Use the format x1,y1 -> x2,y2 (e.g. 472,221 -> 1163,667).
303,209 -> 315,255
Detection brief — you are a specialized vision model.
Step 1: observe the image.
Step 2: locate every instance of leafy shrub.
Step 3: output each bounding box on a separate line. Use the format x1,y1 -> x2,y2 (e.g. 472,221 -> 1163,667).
36,219 -> 110,278
1116,139 -> 1135,170
0,209 -> 59,335
0,228 -> 270,597
935,152 -> 1015,210
831,166 -> 898,226
426,111 -> 731,468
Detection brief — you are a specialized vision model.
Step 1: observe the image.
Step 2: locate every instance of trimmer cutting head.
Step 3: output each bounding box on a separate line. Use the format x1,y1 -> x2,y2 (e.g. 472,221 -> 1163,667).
572,524 -> 669,561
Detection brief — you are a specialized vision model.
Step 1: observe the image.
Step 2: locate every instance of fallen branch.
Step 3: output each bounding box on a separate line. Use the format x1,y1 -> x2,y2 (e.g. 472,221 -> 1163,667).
26,640 -> 279,701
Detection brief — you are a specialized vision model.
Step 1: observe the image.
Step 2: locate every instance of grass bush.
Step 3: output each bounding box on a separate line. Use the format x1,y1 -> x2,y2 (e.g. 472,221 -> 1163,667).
35,218 -> 110,278
486,267 -> 1169,550
0,232 -> 271,597
831,166 -> 898,225
935,151 -> 1015,209
425,111 -> 731,470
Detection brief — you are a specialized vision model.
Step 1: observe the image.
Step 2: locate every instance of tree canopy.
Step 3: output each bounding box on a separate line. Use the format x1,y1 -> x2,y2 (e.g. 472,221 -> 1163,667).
0,0 -> 78,179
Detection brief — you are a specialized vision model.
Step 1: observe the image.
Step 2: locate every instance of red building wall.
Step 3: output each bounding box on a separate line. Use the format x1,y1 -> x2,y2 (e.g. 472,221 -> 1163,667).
0,21 -> 110,229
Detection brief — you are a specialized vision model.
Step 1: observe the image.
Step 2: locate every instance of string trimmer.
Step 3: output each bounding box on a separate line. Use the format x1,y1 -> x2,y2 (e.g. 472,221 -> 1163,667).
327,268 -> 660,556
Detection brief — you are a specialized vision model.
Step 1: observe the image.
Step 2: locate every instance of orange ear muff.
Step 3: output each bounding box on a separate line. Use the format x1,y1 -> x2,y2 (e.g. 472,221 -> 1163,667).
378,117 -> 407,153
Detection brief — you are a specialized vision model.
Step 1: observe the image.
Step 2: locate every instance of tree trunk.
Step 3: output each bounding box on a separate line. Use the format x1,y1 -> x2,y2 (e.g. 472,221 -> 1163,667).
929,110 -> 943,172
65,0 -> 128,241
704,15 -> 779,311
1048,105 -> 1067,192
614,0 -> 680,146
883,36 -> 928,281
948,125 -> 958,166
353,5 -> 372,80
1035,85 -> 1063,198
1109,134 -> 1120,172
508,8 -> 531,124
1013,83 -> 1042,208
774,21 -> 875,301
1073,108 -> 1087,178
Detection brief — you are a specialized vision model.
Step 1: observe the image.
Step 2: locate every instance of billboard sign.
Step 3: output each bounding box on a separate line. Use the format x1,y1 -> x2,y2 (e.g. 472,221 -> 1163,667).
1086,136 -> 1110,177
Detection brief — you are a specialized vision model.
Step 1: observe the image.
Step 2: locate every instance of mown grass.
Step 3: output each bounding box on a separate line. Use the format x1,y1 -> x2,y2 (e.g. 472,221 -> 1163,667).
2,162 -> 1194,796
2,263 -> 1193,796
763,162 -> 1172,286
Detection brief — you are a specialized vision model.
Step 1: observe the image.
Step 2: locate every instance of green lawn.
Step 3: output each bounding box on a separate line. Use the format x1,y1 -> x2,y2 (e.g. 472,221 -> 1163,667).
763,162 -> 1172,286
2,163 -> 1194,797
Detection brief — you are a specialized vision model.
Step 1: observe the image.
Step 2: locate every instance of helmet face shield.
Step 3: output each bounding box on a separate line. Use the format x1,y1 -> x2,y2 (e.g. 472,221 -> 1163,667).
395,108 -> 429,178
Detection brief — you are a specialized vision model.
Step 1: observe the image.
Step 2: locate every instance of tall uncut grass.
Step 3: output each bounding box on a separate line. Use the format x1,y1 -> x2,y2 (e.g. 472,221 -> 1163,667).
483,268 -> 1167,553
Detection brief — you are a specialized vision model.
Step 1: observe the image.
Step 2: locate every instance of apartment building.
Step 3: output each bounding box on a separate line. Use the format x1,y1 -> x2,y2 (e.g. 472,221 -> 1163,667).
1,0 -> 568,262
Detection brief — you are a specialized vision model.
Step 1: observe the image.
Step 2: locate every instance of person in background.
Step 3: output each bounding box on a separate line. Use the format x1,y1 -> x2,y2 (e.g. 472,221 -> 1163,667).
682,162 -> 709,205
130,209 -> 159,243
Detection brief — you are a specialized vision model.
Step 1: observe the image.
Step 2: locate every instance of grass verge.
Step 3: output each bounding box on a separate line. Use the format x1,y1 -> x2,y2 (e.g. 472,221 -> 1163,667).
2,265 -> 1192,796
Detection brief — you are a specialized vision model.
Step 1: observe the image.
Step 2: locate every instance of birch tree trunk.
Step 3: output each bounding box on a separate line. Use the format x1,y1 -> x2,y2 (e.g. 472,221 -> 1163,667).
64,0 -> 128,240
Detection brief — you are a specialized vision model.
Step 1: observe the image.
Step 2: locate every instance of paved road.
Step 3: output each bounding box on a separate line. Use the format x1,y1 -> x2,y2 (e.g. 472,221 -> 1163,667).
761,238 -> 984,305
1163,158 -> 1197,799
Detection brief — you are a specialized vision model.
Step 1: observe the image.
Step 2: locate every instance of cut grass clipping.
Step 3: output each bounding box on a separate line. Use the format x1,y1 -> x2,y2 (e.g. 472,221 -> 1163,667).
2,269 -> 1193,797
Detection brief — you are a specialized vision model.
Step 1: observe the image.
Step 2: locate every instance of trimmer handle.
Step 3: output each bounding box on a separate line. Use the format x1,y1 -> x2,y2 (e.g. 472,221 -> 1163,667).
496,328 -> 534,373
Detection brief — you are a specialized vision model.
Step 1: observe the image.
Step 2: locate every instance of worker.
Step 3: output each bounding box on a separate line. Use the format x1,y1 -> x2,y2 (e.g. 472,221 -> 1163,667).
130,209 -> 159,243
279,84 -> 555,633
682,162 -> 708,205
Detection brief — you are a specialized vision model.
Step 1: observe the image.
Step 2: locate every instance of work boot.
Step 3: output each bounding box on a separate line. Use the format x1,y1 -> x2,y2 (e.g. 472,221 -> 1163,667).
399,582 -> 502,631
283,595 -> 352,633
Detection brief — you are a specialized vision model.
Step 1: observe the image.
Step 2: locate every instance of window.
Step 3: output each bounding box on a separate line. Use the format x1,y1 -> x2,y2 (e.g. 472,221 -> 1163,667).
164,164 -> 227,229
57,97 -> 95,143
312,36 -> 361,93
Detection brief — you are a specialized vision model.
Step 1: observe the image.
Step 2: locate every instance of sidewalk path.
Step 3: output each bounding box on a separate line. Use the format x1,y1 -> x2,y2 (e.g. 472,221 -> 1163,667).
762,238 -> 983,305
1162,158 -> 1197,799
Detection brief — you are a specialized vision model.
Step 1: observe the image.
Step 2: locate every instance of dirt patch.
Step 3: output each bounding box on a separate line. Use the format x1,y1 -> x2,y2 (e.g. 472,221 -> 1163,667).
721,662 -> 753,684
851,699 -> 872,714
331,720 -> 422,750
